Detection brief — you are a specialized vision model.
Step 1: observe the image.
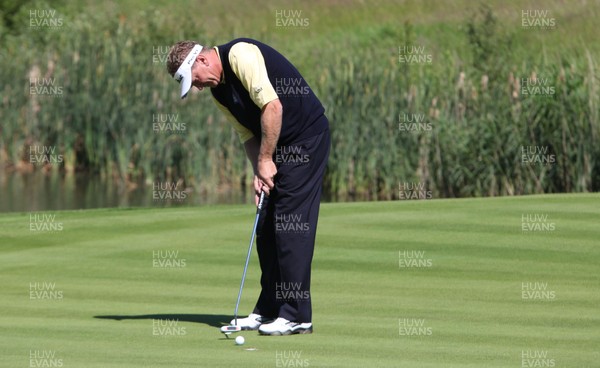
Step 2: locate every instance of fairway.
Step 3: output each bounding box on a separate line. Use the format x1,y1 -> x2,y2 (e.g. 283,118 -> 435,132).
1,194 -> 598,367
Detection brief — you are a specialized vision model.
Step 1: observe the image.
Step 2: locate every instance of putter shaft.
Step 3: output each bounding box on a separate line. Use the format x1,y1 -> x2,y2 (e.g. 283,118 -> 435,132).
233,191 -> 266,326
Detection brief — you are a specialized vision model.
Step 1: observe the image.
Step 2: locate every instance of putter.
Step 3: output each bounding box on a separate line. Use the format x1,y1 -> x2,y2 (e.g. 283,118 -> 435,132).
221,191 -> 266,336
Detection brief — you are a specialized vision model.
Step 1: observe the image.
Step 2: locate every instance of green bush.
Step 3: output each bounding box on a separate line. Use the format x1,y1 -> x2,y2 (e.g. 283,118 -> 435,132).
0,4 -> 598,200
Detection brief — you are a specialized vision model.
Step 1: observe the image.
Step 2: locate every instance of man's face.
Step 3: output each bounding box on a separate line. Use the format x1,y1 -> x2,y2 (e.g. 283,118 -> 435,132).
190,54 -> 220,92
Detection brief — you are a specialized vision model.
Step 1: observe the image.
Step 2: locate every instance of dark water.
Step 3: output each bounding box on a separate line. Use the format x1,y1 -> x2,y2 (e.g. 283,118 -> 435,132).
0,171 -> 250,213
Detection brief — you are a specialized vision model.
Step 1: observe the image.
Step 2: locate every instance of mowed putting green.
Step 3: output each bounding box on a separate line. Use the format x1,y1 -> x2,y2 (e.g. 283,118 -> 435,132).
1,194 -> 598,367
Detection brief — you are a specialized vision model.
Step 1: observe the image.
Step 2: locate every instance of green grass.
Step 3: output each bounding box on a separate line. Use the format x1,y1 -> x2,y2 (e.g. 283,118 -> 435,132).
63,0 -> 600,54
1,194 -> 599,367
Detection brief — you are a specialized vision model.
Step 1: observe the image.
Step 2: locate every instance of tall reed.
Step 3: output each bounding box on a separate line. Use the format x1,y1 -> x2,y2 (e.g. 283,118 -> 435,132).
1,5 -> 597,200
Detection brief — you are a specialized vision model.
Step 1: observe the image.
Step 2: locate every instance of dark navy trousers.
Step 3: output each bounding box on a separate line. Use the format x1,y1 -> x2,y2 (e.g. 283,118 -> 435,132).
253,126 -> 330,323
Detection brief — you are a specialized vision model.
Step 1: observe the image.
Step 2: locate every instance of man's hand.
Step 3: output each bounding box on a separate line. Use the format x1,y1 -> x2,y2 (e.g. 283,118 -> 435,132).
256,159 -> 277,194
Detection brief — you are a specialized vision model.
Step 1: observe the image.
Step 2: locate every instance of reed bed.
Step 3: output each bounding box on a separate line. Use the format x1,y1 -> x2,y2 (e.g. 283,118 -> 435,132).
1,4 -> 597,200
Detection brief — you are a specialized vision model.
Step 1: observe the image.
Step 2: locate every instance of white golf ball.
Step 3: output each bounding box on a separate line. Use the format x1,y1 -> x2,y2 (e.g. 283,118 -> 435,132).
235,336 -> 245,345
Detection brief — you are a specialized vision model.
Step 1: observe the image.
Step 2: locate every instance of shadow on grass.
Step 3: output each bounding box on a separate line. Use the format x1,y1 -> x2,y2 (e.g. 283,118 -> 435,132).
94,314 -> 230,328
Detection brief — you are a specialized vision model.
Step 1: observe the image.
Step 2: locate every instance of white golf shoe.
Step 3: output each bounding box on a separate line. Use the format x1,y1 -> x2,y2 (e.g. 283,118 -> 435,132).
258,317 -> 313,336
230,313 -> 273,330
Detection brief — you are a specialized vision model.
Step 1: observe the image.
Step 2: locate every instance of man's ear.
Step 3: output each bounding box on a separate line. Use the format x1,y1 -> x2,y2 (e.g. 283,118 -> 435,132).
197,54 -> 208,66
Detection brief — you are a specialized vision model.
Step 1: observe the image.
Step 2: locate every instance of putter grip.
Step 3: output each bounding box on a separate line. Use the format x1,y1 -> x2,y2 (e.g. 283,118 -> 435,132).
257,191 -> 266,212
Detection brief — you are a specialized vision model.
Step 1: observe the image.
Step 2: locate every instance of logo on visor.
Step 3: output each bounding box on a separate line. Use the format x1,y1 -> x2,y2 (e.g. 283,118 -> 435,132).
175,74 -> 183,83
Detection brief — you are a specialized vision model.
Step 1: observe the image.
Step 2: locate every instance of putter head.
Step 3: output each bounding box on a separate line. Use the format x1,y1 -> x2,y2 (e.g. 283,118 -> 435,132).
220,325 -> 241,335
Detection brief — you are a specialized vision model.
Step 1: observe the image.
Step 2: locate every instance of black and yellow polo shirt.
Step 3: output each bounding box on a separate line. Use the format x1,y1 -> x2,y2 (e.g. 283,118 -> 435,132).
211,38 -> 328,146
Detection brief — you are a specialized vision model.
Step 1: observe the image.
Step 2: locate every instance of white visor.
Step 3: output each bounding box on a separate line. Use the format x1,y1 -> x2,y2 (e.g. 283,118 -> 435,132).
173,44 -> 203,99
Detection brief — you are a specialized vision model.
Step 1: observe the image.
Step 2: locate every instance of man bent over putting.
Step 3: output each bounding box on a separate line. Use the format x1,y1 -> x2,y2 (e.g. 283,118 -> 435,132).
166,38 -> 330,335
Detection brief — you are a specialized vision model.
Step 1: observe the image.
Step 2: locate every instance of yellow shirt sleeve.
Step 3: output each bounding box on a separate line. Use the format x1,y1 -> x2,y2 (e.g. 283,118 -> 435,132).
212,98 -> 255,143
228,42 -> 279,109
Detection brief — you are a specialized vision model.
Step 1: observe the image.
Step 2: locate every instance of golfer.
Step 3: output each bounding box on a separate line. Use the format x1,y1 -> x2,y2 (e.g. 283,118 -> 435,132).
166,38 -> 330,335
